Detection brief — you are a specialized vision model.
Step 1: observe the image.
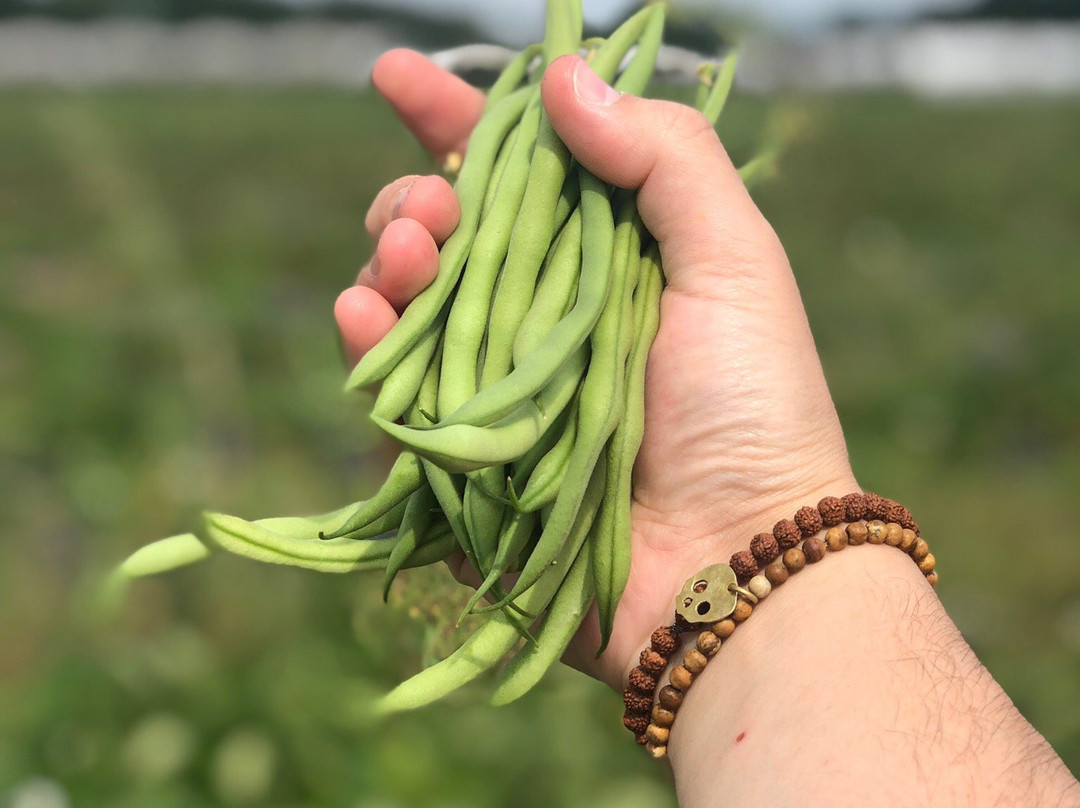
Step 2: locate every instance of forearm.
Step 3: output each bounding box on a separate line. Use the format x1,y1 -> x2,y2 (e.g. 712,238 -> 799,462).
665,547 -> 1079,807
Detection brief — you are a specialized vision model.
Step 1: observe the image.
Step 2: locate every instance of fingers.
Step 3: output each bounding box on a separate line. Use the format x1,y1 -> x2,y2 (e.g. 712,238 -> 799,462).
365,174 -> 460,244
372,49 -> 486,161
334,286 -> 399,367
341,172 -> 458,362
541,55 -> 783,298
357,218 -> 441,312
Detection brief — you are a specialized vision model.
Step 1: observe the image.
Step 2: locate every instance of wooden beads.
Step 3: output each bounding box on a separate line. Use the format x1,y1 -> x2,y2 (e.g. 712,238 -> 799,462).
683,649 -> 708,675
782,547 -> 806,572
696,631 -> 720,657
846,521 -> 868,546
866,520 -> 888,544
763,558 -> 789,585
824,526 -> 847,552
624,493 -> 936,759
803,537 -> 826,563
747,574 -> 772,600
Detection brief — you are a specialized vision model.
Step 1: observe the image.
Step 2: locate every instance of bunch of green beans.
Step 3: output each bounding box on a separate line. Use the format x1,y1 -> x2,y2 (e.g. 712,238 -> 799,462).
117,0 -> 767,712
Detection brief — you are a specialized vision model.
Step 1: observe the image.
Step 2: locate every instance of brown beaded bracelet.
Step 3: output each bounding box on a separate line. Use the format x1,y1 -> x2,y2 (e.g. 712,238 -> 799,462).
621,493 -> 937,759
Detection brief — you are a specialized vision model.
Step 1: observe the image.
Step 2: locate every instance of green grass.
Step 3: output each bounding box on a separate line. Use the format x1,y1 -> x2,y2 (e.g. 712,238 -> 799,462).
1,87 -> 1078,806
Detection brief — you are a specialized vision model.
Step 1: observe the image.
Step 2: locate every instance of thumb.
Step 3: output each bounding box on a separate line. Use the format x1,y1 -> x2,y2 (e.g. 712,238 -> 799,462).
541,54 -> 780,295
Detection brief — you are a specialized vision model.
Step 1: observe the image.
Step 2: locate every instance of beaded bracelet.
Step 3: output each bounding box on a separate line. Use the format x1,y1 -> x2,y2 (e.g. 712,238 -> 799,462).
621,492 -> 937,759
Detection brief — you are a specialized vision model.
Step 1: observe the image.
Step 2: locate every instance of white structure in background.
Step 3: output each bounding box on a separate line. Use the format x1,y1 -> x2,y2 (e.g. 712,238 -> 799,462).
1,19 -> 1079,94
739,23 -> 1080,95
0,19 -> 407,86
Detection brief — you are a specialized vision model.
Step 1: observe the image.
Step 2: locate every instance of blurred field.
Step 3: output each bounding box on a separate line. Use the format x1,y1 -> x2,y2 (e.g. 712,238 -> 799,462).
1,87 -> 1078,806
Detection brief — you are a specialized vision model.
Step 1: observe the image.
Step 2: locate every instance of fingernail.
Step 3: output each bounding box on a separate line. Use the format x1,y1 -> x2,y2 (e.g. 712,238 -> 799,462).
390,182 -> 412,219
369,251 -> 381,279
573,59 -> 620,106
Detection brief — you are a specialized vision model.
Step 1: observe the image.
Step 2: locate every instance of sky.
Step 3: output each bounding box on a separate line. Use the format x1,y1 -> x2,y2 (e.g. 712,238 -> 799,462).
358,0 -> 978,41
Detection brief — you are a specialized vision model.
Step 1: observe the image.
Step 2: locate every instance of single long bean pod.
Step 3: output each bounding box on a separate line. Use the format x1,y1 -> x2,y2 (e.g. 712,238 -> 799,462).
317,451 -> 424,540
205,511 -> 400,573
510,388 -> 576,493
700,51 -> 739,127
481,119 -> 522,218
337,499 -> 409,541
459,506 -> 538,620
513,395 -> 579,512
694,62 -> 718,110
539,0 -> 582,70
511,206 -> 582,364
373,345 -> 586,473
345,86 -> 531,391
435,173 -> 615,429
484,43 -> 542,112
491,537 -> 594,705
593,240 -> 661,654
477,170 -> 622,610
381,485 -> 439,600
371,304 -> 449,422
398,521 -> 457,569
463,476 -> 505,576
376,453 -> 606,714
587,5 -> 662,80
610,3 -> 665,95
116,533 -> 211,579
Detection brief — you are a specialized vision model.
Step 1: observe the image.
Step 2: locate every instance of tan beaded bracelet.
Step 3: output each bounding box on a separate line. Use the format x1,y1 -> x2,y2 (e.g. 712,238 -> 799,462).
621,492 -> 937,759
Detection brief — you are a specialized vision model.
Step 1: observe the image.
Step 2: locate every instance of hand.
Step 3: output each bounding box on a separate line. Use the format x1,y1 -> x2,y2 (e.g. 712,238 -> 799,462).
337,50 -> 859,691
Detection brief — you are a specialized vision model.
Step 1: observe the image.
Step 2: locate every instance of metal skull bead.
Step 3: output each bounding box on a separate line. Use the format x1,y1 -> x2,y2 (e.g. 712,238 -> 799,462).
675,563 -> 739,625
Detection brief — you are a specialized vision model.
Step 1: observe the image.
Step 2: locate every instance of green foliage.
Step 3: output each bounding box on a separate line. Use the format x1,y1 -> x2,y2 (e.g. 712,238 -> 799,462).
1,87 -> 1078,805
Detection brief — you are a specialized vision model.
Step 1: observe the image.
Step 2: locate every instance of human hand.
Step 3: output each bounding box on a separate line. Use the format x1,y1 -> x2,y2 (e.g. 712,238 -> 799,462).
337,50 -> 859,691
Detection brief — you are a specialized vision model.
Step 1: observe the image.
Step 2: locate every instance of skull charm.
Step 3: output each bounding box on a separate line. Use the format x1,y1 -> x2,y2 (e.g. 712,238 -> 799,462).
675,563 -> 738,625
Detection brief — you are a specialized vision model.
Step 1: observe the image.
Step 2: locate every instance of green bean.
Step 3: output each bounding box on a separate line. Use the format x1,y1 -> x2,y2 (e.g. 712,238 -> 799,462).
372,345 -> 585,473
345,86 -> 532,391
491,537 -> 593,705
338,499 -> 408,540
484,43 -> 542,112
611,3 -> 665,95
474,11 -> 652,394
701,51 -> 739,127
512,206 -> 582,364
435,173 -> 614,429
737,149 -> 778,191
400,521 -> 456,569
513,395 -> 579,512
463,475 -> 505,575
476,170 -> 622,609
381,484 -> 438,601
376,452 -> 606,714
478,117 -> 573,389
463,4 -> 579,393
694,63 -> 718,110
481,120 -> 521,219
510,387 -> 576,492
440,93 -> 543,419
593,239 -> 661,655
118,533 -> 211,579
372,305 -> 448,422
588,5 -> 663,82
541,0 -> 583,70
205,510 -> 399,573
459,506 -> 537,620
317,451 -> 423,540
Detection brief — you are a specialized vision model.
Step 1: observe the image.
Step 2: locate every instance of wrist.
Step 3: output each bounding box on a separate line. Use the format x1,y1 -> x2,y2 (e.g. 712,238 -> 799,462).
607,476 -> 861,688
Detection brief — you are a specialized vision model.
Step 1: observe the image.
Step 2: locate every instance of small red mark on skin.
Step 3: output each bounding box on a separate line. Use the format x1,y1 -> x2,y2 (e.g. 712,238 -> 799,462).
735,731 -> 746,744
